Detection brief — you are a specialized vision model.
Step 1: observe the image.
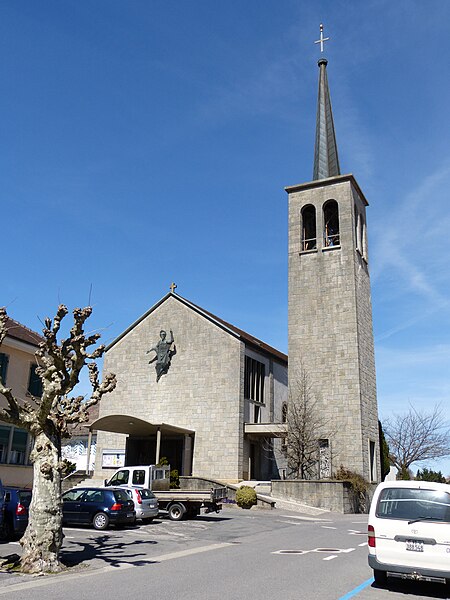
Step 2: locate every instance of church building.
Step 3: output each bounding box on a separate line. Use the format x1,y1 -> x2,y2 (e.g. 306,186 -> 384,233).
92,27 -> 379,485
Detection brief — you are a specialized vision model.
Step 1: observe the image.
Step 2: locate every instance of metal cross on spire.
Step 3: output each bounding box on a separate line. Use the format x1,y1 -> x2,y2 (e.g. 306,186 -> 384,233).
314,23 -> 330,53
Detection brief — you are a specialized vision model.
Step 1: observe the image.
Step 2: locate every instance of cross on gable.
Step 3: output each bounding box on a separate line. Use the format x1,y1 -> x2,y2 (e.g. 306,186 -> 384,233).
170,282 -> 177,294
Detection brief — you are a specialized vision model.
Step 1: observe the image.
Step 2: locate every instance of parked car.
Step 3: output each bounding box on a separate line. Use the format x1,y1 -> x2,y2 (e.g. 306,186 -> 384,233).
62,487 -> 135,530
3,487 -> 32,539
0,479 -> 5,539
122,487 -> 159,522
368,480 -> 450,587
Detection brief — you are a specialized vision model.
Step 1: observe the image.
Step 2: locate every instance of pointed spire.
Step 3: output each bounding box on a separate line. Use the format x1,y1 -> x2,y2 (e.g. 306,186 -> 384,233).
313,26 -> 340,180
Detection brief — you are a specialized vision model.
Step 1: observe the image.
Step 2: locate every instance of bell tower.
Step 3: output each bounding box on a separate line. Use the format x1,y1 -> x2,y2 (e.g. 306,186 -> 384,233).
286,26 -> 379,481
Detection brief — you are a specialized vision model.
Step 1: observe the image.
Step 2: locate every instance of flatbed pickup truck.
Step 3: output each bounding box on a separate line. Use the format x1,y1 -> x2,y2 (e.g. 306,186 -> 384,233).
105,465 -> 227,521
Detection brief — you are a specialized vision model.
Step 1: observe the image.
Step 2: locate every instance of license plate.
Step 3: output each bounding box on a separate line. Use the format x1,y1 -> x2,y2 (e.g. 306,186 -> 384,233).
406,539 -> 424,552
127,512 -> 134,518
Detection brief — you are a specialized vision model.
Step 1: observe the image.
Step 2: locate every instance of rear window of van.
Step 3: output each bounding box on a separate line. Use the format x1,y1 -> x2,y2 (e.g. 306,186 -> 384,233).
376,487 -> 450,522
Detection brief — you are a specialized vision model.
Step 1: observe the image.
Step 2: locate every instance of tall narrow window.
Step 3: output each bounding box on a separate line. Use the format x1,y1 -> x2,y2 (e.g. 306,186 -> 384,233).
369,440 -> 376,482
361,216 -> 367,259
355,208 -> 360,252
281,403 -> 288,423
318,439 -> 331,478
28,364 -> 43,397
10,429 -> 28,465
0,353 -> 8,383
301,205 -> 317,251
244,356 -> 265,404
323,200 -> 340,247
0,425 -> 10,463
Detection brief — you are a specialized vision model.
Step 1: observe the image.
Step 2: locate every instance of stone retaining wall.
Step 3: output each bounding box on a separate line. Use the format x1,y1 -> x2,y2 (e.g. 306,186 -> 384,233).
272,479 -> 374,513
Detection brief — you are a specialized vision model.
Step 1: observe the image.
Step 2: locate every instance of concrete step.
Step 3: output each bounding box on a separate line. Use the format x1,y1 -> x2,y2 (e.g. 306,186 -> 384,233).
270,496 -> 330,516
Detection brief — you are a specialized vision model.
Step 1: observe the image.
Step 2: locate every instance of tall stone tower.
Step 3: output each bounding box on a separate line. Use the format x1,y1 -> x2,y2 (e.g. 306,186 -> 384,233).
286,40 -> 379,482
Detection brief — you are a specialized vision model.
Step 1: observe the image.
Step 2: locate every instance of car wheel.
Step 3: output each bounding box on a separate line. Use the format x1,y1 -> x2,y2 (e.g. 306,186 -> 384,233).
168,503 -> 185,521
93,512 -> 109,530
373,569 -> 387,587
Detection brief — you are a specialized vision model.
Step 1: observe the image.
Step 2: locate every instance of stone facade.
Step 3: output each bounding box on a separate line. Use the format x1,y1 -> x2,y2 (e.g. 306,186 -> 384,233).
94,294 -> 288,483
287,174 -> 379,482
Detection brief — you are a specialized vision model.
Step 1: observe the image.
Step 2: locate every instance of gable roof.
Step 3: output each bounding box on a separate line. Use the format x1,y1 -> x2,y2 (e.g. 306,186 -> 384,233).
4,317 -> 43,348
106,292 -> 287,364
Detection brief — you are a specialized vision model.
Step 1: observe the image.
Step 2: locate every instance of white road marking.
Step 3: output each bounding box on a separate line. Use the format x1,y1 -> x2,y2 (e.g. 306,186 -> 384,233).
358,542 -> 368,547
272,547 -> 355,557
321,526 -> 337,529
279,515 -> 332,522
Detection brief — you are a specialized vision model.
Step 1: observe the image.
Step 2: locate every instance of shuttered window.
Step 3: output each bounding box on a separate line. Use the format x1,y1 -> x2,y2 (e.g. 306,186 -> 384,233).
0,353 -> 9,383
28,364 -> 43,397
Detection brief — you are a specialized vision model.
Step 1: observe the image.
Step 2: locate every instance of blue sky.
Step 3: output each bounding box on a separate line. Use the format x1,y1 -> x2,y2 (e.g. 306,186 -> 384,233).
2,1 -> 450,475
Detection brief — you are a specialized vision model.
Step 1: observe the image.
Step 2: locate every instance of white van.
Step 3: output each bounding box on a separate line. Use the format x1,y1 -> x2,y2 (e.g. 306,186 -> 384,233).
368,480 -> 450,586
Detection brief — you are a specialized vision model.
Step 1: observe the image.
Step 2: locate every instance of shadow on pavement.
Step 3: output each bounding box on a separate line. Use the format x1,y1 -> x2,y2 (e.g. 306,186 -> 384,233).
61,534 -> 158,568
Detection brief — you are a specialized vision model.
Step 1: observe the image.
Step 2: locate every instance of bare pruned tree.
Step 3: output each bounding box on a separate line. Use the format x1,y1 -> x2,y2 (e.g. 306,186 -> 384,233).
286,367 -> 333,479
0,305 -> 116,574
383,404 -> 450,480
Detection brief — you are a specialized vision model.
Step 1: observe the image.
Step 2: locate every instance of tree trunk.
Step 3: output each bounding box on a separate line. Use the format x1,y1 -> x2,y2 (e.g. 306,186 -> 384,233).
20,430 -> 65,574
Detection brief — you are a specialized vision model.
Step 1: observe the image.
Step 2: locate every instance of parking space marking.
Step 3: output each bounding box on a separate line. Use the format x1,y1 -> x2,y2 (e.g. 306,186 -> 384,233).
321,526 -> 337,529
358,542 -> 368,547
338,577 -> 374,600
272,547 -> 355,557
323,555 -> 337,561
279,514 -> 332,522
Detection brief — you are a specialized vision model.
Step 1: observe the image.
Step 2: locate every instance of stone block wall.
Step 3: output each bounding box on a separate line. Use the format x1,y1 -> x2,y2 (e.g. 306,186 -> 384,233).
287,175 -> 379,481
95,296 -> 244,481
272,479 -> 361,513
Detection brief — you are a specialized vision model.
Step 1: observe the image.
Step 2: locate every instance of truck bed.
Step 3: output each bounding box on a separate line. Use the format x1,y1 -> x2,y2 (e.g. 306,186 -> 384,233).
154,487 -> 227,503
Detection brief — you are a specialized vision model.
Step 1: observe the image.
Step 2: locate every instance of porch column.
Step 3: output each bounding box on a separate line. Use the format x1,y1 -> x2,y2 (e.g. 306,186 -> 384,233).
155,427 -> 161,464
182,434 -> 193,476
86,430 -> 93,474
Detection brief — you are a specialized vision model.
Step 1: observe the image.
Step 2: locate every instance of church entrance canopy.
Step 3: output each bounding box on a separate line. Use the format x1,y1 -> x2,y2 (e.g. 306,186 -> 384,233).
89,415 -> 194,473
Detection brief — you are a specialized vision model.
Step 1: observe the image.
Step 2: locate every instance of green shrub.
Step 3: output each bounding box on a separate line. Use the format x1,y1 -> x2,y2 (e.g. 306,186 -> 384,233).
236,485 -> 257,509
170,469 -> 180,489
334,466 -> 369,513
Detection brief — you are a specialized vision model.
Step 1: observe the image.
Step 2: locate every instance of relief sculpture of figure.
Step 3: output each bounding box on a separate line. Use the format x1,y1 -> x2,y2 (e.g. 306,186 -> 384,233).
146,330 -> 176,382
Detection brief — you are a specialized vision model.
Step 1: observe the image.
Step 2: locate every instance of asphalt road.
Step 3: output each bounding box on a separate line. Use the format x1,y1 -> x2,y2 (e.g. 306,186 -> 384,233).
0,507 -> 449,600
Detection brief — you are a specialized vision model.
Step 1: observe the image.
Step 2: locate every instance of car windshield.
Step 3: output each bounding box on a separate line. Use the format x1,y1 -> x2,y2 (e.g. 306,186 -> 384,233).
113,489 -> 130,502
376,487 -> 450,522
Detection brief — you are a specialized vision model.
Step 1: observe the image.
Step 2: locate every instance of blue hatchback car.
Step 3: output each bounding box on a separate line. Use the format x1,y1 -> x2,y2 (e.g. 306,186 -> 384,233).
0,479 -> 5,538
62,487 -> 135,530
3,487 -> 32,539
